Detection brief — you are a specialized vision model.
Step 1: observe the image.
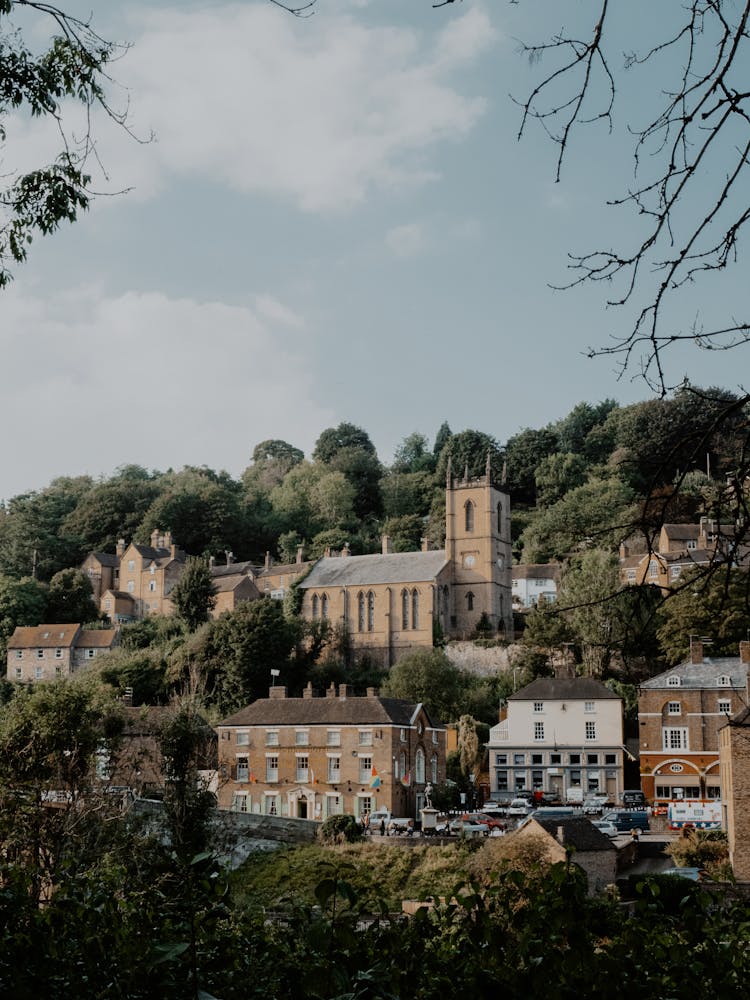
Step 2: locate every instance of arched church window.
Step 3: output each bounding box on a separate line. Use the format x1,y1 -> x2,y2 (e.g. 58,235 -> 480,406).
411,589 -> 419,630
497,501 -> 503,533
401,589 -> 409,630
357,593 -> 365,632
321,593 -> 329,620
465,500 -> 475,532
466,591 -> 474,612
367,592 -> 375,632
312,594 -> 319,619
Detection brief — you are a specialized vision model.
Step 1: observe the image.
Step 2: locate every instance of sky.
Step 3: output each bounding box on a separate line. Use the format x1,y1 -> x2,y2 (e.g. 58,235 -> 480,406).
1,0 -> 748,501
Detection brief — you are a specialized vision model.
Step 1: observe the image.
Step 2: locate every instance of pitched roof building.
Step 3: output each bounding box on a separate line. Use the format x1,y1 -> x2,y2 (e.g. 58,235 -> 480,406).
6,624 -> 119,683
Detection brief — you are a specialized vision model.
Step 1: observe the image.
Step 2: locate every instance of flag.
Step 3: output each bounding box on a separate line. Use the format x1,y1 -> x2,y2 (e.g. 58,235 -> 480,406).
401,771 -> 411,788
310,767 -> 317,785
369,766 -> 381,789
249,770 -> 257,784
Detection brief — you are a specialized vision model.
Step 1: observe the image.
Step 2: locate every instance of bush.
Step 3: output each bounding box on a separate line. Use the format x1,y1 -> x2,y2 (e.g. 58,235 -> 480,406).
320,814 -> 363,844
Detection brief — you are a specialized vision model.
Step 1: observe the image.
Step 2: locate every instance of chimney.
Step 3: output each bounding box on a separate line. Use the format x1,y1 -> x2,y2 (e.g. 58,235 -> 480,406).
366,687 -> 377,698
739,641 -> 750,664
381,535 -> 392,555
116,538 -> 126,557
209,556 -> 215,569
324,547 -> 331,558
269,686 -> 287,700
342,543 -> 351,558
170,545 -> 177,559
225,550 -> 234,566
691,639 -> 704,665
421,537 -> 430,552
264,551 -> 271,570
339,683 -> 348,700
164,531 -> 172,549
326,682 -> 336,699
302,681 -> 314,700
619,540 -> 629,559
296,545 -> 304,564
150,529 -> 159,549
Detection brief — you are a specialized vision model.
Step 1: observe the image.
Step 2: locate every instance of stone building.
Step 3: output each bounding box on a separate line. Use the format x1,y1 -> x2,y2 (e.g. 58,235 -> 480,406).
298,461 -> 512,665
215,684 -> 446,821
6,623 -> 119,682
514,816 -> 618,894
638,641 -> 750,804
719,704 -> 750,881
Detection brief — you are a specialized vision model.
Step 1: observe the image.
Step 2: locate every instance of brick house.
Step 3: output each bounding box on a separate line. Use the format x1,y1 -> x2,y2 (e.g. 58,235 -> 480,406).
487,677 -> 625,802
514,816 -> 618,893
215,684 -> 446,821
6,624 -> 119,683
719,704 -> 750,881
638,641 -> 750,804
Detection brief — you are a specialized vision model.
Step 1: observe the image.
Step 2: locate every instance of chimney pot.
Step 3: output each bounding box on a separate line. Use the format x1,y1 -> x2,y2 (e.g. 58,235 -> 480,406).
366,687 -> 377,698
339,683 -> 348,700
269,686 -> 287,700
296,545 -> 304,564
381,535 -> 392,555
691,640 -> 704,665
302,681 -> 314,699
739,640 -> 750,664
326,683 -> 336,699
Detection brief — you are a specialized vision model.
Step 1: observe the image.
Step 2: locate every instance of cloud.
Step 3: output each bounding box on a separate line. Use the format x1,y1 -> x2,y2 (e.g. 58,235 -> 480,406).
0,285 -> 333,499
385,222 -> 426,258
5,2 -> 494,214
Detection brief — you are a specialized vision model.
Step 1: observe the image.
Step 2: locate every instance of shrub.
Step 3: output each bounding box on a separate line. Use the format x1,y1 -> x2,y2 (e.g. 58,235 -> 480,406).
320,814 -> 363,844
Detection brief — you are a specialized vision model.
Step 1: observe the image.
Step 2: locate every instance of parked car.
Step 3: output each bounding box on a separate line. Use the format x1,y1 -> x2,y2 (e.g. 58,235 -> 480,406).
449,818 -> 488,838
601,809 -> 650,834
464,812 -> 507,832
592,820 -> 619,838
582,794 -> 610,814
508,798 -> 532,817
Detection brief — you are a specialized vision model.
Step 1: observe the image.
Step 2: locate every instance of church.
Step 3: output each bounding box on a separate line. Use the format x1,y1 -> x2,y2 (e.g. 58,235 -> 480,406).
297,458 -> 512,665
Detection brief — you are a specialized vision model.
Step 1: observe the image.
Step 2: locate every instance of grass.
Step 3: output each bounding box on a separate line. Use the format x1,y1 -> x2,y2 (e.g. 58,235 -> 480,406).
229,840 -> 481,913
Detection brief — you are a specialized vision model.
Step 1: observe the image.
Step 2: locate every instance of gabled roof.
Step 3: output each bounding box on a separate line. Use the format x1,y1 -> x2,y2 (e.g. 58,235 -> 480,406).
127,544 -> 185,567
531,816 -> 616,852
640,659 -> 748,690
87,551 -> 120,568
8,624 -> 80,649
662,524 -> 701,541
212,575 -> 260,596
78,629 -> 118,648
257,560 -> 313,579
218,695 -> 442,730
508,677 -> 620,702
210,560 -> 259,580
299,551 -> 449,589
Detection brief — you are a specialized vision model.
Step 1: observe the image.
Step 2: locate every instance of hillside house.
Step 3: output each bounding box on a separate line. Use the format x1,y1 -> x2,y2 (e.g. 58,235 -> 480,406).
6,624 -> 119,683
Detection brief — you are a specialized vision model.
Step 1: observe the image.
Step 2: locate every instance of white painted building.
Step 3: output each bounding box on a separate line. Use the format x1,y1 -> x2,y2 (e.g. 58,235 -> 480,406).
511,563 -> 560,609
488,677 -> 625,802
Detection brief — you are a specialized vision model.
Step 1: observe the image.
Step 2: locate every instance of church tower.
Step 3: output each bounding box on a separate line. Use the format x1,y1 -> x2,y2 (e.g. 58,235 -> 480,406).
445,454 -> 512,637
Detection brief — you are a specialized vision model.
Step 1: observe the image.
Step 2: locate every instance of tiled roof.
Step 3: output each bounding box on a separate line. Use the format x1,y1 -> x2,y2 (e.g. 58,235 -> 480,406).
299,551 -> 449,589
78,629 -> 118,648
663,524 -> 701,540
210,560 -> 259,579
212,575 -> 260,596
257,561 -> 313,578
218,695 -> 441,729
508,677 -> 620,701
8,624 -> 80,649
90,552 -> 119,568
533,816 -> 616,852
640,659 -> 748,690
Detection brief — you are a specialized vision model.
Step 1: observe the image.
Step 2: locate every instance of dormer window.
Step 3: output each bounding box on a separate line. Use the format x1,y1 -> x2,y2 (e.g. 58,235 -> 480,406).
717,675 -> 731,687
667,675 -> 681,687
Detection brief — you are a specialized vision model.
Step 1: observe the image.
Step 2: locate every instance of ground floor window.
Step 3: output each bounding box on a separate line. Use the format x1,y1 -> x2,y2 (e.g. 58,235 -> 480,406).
264,794 -> 280,816
231,792 -> 249,812
496,770 -> 509,791
356,795 -> 373,818
325,794 -> 343,817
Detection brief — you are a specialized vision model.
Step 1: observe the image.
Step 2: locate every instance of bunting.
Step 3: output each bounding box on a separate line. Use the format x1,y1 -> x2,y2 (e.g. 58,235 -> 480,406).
369,766 -> 381,789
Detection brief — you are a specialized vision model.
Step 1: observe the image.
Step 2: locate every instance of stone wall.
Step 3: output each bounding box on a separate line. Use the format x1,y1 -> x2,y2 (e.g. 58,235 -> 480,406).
444,641 -> 518,676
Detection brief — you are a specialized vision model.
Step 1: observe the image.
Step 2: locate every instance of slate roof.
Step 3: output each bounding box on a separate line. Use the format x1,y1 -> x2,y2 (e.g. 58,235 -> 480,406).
219,695 -> 441,730
130,544 -> 184,567
90,551 -> 119,568
299,551 -> 449,589
532,816 -> 616,853
508,677 -> 620,702
257,560 -> 313,578
212,574 -> 260,596
663,524 -> 701,541
640,659 -> 748,690
210,560 -> 258,580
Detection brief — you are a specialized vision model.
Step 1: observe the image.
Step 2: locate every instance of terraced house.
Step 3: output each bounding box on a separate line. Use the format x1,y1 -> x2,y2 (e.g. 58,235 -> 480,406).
6,623 -> 119,682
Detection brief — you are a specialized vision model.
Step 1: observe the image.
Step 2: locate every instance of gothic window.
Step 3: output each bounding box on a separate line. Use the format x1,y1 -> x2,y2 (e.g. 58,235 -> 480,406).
466,591 -> 474,611
357,592 -> 365,632
497,502 -> 503,533
312,594 -> 319,619
399,750 -> 406,779
430,753 -> 438,783
464,500 -> 475,532
321,593 -> 329,619
367,591 -> 375,632
411,589 -> 419,630
402,589 -> 409,630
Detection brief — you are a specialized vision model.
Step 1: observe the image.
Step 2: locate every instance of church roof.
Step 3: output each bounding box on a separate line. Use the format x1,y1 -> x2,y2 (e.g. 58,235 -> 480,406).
299,551 -> 449,589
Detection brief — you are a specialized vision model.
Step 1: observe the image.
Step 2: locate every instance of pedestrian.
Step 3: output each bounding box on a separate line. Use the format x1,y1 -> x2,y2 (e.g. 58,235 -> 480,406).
380,818 -> 385,837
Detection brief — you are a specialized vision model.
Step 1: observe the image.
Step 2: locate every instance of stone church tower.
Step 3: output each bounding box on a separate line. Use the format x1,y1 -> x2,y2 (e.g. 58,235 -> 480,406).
445,455 -> 512,637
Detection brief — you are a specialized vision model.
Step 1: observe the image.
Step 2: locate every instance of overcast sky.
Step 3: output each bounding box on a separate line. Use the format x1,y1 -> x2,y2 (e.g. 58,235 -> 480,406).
2,0 -> 747,501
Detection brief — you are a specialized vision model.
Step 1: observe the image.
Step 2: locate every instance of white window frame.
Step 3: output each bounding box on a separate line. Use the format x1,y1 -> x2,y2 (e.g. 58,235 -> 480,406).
667,701 -> 681,715
266,730 -> 279,746
533,721 -> 544,741
236,730 -> 250,745
533,701 -> 544,713
718,699 -> 731,714
585,721 -> 596,741
265,755 -> 279,782
327,729 -> 341,747
358,730 -> 373,747
662,727 -> 689,751
295,729 -> 309,747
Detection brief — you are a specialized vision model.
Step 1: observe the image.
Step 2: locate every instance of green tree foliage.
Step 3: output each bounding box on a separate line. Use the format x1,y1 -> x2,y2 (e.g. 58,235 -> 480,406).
520,476 -> 637,563
62,467 -> 161,552
534,451 -> 588,508
0,477 -> 92,580
0,3 -> 126,286
313,422 -> 376,463
242,438 -> 304,499
45,567 -> 98,624
435,428 -> 503,482
0,573 -> 48,662
656,567 -> 750,664
432,419 -> 452,457
327,446 -> 383,521
96,648 -> 169,706
381,469 -> 435,519
380,649 -> 464,724
392,432 -> 436,474
170,557 -> 217,631
503,426 -> 559,506
553,399 -> 619,458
